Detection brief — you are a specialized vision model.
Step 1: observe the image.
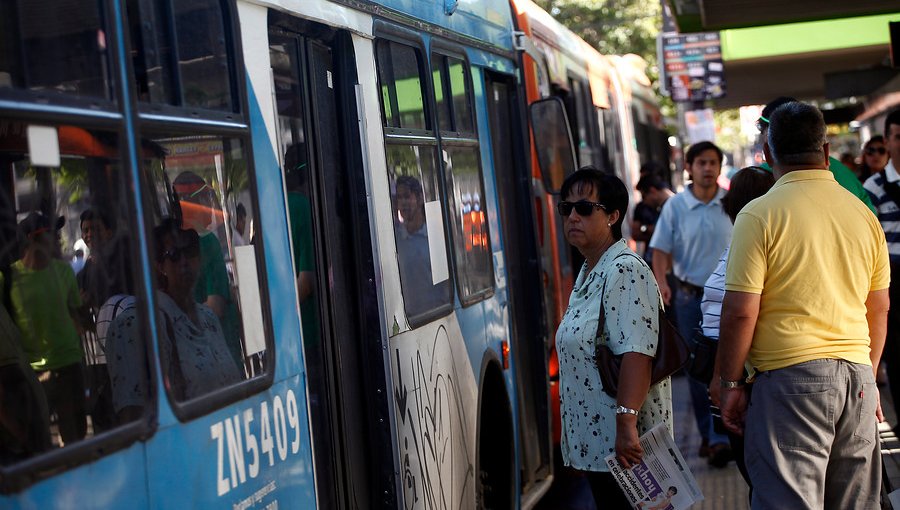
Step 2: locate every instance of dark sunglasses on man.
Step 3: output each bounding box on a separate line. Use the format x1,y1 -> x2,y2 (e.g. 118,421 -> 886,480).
557,200 -> 607,217
866,146 -> 887,156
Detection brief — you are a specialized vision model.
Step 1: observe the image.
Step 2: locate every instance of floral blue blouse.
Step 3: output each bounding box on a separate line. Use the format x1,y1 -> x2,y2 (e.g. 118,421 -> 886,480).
555,239 -> 673,472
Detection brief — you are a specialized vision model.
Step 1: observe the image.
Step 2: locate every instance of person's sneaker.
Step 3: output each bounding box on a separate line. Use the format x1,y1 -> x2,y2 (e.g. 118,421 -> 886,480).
708,443 -> 733,468
698,438 -> 710,458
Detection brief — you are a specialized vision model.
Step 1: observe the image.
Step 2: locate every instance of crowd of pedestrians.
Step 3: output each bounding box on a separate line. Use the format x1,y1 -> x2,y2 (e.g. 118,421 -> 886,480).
553,99 -> 900,509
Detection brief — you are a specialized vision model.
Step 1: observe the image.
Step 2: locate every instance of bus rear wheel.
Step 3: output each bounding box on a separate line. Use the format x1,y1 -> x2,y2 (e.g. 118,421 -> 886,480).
476,369 -> 514,510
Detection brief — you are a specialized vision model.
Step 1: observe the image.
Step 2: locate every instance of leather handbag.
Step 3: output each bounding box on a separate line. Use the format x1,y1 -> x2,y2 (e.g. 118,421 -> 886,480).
594,252 -> 690,399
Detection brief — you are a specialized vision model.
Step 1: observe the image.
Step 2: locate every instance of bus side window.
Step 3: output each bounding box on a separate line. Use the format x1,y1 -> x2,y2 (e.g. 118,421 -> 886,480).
376,40 -> 452,326
140,134 -> 267,404
432,54 -> 493,303
127,0 -> 235,111
125,0 -> 270,414
0,1 -> 111,100
0,121 -> 150,462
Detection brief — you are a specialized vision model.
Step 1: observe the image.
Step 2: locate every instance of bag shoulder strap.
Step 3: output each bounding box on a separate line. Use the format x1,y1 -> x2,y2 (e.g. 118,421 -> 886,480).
595,249 -> 666,344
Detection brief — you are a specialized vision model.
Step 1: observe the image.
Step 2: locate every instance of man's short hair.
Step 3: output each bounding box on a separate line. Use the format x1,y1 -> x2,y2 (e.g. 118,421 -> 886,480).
767,101 -> 827,167
760,96 -> 797,127
758,96 -> 797,132
886,109 -> 900,137
80,208 -> 114,231
395,175 -> 423,196
636,175 -> 667,194
685,141 -> 723,166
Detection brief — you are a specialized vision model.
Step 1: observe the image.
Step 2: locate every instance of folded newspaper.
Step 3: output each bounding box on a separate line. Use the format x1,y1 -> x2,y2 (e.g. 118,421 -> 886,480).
604,423 -> 703,509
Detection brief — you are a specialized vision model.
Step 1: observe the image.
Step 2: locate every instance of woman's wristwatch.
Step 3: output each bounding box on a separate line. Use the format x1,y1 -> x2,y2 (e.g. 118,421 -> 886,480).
720,377 -> 746,389
615,405 -> 639,416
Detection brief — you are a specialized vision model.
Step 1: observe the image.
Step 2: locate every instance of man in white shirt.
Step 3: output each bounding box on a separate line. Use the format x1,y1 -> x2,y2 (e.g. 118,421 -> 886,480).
863,108 -> 900,432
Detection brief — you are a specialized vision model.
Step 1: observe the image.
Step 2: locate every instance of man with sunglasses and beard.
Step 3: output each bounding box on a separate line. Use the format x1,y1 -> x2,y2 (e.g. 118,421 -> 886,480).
863,108 -> 900,433
649,141 -> 733,467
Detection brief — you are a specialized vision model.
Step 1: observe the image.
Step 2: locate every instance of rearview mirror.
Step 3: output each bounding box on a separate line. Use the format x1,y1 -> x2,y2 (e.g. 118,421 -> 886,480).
529,97 -> 577,194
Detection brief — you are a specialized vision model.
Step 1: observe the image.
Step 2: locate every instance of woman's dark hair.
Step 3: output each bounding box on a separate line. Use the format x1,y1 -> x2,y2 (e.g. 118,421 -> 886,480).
857,135 -> 886,181
559,166 -> 629,240
864,135 -> 885,149
721,166 -> 775,222
153,218 -> 200,289
152,218 -> 199,262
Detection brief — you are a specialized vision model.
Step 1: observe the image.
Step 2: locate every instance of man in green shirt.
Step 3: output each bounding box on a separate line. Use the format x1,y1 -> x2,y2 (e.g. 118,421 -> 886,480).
757,97 -> 876,214
2,212 -> 87,445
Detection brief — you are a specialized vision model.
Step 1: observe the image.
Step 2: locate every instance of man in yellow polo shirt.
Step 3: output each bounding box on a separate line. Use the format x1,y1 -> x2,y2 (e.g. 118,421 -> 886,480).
717,101 -> 890,509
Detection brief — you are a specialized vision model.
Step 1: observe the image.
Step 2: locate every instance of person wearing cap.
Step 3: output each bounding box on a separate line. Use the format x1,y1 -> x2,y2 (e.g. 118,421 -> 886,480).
648,140 -> 733,466
862,109 -> 900,435
756,96 -> 876,214
718,102 -> 888,508
1,211 -> 88,445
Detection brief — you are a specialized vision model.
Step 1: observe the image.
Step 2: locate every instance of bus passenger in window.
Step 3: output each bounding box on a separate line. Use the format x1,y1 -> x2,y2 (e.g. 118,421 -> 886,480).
232,203 -> 248,247
394,175 -> 448,318
2,212 -> 87,446
106,220 -> 241,416
283,144 -> 318,339
77,209 -> 133,433
172,172 -> 242,369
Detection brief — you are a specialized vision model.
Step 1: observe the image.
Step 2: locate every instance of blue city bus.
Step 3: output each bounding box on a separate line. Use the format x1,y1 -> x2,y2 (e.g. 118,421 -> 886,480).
0,0 -> 556,507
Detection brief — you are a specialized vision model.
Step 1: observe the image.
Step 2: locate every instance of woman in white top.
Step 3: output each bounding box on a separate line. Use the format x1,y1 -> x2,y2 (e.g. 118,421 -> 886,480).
702,166 -> 774,485
555,167 -> 673,509
107,220 -> 242,421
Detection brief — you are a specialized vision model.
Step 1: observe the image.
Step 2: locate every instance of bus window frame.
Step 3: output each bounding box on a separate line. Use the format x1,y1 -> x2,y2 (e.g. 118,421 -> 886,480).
373,23 -> 456,328
428,43 -> 495,307
135,124 -> 274,405
132,0 -> 276,422
0,110 -> 160,496
127,0 -> 244,123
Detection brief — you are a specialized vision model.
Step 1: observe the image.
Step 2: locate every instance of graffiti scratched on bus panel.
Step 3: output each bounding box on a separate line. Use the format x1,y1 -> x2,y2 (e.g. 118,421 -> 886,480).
394,325 -> 474,509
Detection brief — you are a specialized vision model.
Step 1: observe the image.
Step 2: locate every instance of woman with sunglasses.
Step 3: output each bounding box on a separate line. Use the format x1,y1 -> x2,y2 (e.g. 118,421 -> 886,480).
555,167 -> 673,508
107,219 -> 241,421
857,135 -> 888,183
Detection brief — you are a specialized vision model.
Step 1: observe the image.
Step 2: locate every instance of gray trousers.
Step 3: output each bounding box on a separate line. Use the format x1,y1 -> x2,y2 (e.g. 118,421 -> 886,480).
745,359 -> 881,510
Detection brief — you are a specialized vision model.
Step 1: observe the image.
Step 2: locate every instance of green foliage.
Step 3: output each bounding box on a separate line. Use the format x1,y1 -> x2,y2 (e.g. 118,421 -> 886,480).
534,0 -> 675,116
534,0 -> 661,66
713,108 -> 743,154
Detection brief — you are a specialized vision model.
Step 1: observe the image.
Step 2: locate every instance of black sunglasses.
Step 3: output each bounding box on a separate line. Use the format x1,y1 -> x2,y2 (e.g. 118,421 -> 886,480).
866,146 -> 887,156
162,243 -> 200,263
161,232 -> 200,262
557,200 -> 607,217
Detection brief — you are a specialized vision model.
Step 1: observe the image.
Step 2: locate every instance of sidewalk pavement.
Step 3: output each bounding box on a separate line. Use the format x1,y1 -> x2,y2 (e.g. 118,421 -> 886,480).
670,374 -> 749,510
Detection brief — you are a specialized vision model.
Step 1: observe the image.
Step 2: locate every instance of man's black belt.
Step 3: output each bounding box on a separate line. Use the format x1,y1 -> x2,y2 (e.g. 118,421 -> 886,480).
676,278 -> 704,297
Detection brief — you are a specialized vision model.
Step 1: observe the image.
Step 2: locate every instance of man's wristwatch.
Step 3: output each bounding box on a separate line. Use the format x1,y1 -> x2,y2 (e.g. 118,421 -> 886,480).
720,377 -> 746,389
615,405 -> 639,416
